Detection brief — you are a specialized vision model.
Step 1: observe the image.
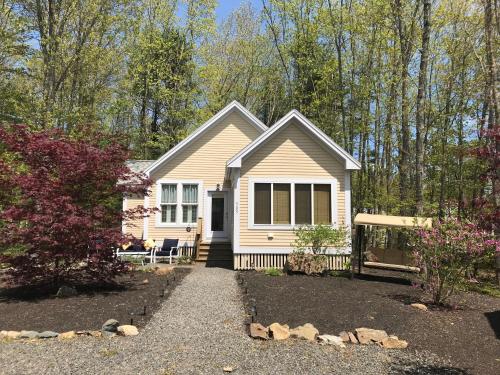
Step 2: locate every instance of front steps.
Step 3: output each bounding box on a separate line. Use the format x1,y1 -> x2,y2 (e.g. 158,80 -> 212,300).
196,241 -> 233,268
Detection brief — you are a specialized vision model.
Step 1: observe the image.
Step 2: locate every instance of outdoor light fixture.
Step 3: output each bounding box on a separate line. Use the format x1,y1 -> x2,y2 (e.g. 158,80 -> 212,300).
216,183 -> 221,191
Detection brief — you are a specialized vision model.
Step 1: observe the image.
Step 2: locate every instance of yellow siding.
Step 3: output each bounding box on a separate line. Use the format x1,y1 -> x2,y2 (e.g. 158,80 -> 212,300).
147,111 -> 261,243
239,120 -> 346,248
123,194 -> 147,239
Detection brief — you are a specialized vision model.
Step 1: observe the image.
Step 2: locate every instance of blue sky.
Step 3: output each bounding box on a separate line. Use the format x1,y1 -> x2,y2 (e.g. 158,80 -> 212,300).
216,0 -> 262,22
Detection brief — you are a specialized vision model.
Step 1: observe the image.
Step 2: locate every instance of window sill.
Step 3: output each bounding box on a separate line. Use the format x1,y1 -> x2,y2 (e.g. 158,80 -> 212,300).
248,224 -> 335,230
155,223 -> 198,228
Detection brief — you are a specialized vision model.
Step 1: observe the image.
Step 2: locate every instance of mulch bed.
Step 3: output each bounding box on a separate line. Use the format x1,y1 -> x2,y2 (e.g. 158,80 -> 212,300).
239,268 -> 500,375
0,267 -> 190,332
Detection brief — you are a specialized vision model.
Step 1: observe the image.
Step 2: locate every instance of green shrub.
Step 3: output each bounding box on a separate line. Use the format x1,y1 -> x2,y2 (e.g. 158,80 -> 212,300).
263,267 -> 283,276
177,255 -> 193,265
293,224 -> 348,254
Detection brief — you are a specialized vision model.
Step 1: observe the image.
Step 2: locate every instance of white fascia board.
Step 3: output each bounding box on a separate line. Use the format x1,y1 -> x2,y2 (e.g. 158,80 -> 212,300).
227,110 -> 361,170
145,101 -> 267,176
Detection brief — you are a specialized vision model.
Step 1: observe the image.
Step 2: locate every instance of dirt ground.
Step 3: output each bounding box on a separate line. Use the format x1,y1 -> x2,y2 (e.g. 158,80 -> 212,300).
240,268 -> 500,375
0,268 -> 190,332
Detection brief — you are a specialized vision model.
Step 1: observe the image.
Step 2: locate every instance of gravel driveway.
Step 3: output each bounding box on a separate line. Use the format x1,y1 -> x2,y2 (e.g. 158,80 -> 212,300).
0,266 -> 457,375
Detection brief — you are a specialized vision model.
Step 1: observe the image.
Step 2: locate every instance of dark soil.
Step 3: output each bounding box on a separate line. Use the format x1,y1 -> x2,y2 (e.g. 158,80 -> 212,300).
0,268 -> 190,332
240,268 -> 500,375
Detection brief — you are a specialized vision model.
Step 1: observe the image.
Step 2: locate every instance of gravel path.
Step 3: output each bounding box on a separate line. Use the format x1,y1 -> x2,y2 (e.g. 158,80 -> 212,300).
0,266 -> 458,375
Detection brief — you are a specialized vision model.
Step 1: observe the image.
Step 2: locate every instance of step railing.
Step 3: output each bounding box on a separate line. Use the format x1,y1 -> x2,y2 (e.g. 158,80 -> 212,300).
195,217 -> 203,260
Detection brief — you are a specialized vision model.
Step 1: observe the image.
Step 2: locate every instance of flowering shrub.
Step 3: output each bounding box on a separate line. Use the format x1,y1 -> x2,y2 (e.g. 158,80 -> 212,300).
0,125 -> 154,285
410,218 -> 498,304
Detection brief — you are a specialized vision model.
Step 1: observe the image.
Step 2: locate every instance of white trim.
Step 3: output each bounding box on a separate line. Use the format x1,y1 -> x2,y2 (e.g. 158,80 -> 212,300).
247,177 -> 338,229
227,109 -> 361,170
345,171 -> 351,228
155,180 -> 203,227
236,247 -> 352,255
145,101 -> 267,176
143,194 -> 149,239
232,169 -> 241,253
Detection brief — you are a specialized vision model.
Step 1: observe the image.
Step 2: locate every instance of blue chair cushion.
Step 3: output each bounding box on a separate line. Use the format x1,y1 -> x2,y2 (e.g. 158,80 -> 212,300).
155,239 -> 179,257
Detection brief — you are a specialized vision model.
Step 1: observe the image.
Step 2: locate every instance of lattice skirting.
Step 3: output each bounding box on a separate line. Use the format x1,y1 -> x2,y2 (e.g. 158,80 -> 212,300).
233,253 -> 351,270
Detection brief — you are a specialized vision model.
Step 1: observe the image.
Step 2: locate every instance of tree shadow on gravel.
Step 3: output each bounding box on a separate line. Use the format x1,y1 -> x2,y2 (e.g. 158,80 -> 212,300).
391,364 -> 470,375
484,310 -> 500,339
354,272 -> 414,286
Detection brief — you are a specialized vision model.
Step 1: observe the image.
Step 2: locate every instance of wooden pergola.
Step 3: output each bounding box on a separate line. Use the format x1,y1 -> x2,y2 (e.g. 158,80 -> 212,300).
353,213 -> 432,275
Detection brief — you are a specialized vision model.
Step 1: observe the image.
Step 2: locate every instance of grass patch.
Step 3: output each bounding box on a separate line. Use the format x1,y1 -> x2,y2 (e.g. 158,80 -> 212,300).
263,267 -> 283,276
100,348 -> 119,357
467,281 -> 500,298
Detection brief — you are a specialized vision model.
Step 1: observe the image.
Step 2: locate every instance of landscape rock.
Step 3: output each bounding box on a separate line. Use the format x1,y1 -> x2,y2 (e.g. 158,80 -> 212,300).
154,267 -> 173,276
348,332 -> 359,344
117,325 -> 139,336
317,335 -> 346,348
268,323 -> 290,340
249,323 -> 269,340
0,331 -> 21,339
223,366 -> 234,373
410,303 -> 428,311
58,331 -> 76,340
37,331 -> 59,339
56,285 -> 78,298
355,328 -> 388,344
102,319 -> 120,332
19,330 -> 39,339
339,331 -> 350,342
102,331 -> 117,338
381,335 -> 408,349
142,279 -> 149,284
290,323 -> 319,342
89,330 -> 102,338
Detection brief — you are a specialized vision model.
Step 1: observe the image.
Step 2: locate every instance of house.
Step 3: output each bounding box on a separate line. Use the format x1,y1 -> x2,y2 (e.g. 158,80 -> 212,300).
123,101 -> 361,269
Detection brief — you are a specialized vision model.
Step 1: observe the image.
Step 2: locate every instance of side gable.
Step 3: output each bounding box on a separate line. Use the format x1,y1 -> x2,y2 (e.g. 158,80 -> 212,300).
145,101 -> 267,176
227,110 -> 361,170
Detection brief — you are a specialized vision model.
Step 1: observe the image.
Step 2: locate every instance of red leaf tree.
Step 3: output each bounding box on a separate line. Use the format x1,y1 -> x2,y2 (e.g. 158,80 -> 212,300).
0,125 -> 153,285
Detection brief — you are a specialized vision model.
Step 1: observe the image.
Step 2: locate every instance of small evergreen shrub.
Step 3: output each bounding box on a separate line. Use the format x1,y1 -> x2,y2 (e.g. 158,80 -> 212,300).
263,267 -> 283,276
177,255 -> 193,265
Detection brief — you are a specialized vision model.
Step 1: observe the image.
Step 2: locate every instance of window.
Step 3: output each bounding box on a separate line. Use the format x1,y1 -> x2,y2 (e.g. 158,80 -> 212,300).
159,182 -> 200,225
254,183 -> 271,224
251,181 -> 334,227
161,184 -> 177,223
273,184 -> 291,224
295,184 -> 311,224
182,184 -> 198,224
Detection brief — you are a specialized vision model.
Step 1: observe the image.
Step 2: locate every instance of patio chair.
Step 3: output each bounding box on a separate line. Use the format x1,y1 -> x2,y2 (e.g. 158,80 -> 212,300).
152,239 -> 179,264
116,240 -> 154,265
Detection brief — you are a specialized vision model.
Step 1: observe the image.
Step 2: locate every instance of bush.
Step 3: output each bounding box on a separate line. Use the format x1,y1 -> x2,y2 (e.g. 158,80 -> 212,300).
293,224 -> 348,254
409,218 -> 498,305
177,255 -> 193,265
0,125 -> 154,286
263,267 -> 283,276
285,251 -> 328,275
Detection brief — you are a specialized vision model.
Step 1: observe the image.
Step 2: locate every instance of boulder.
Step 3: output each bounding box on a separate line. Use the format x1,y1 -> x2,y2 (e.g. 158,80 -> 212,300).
154,267 -> 173,276
355,328 -> 388,344
0,330 -> 21,339
268,323 -> 290,340
410,303 -> 428,312
37,331 -> 59,339
102,331 -> 117,338
348,332 -> 359,344
89,330 -> 102,338
339,331 -> 350,342
249,323 -> 269,340
142,279 -> 149,284
117,325 -> 139,336
58,331 -> 76,340
102,319 -> 120,333
290,323 -> 319,342
318,335 -> 346,348
223,367 -> 234,373
381,335 -> 408,349
56,285 -> 77,298
19,330 -> 39,339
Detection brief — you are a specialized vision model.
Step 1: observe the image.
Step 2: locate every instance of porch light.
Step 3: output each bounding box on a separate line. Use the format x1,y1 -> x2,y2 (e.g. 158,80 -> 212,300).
216,183 -> 221,191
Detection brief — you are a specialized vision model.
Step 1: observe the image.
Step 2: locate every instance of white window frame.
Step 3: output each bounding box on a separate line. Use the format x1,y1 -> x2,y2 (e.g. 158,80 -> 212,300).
248,177 -> 337,230
155,180 -> 203,227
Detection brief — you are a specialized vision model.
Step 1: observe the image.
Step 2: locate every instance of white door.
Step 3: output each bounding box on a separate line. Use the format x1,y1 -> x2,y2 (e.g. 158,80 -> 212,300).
206,191 -> 228,239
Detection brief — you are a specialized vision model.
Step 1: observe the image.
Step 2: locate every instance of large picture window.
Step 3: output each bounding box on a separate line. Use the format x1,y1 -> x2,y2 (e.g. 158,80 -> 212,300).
251,181 -> 334,227
158,182 -> 200,225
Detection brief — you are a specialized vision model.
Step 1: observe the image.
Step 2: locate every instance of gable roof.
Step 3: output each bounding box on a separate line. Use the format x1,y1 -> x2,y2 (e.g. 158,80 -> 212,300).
227,110 -> 361,170
144,101 -> 267,176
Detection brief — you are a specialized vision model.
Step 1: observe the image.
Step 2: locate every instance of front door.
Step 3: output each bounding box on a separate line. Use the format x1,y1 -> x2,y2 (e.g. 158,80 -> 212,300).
206,191 -> 228,239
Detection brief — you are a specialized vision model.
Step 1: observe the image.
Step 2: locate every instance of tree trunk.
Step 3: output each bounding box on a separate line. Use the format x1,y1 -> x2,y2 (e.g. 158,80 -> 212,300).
415,0 -> 431,215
